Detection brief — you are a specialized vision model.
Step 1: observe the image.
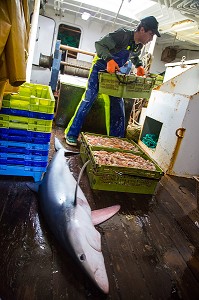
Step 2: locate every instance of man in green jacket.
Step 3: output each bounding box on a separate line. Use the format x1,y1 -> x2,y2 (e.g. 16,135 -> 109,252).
65,16 -> 160,146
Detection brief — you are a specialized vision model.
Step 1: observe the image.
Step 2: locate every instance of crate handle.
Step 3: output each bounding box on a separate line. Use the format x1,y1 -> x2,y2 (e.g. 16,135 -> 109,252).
115,72 -> 137,85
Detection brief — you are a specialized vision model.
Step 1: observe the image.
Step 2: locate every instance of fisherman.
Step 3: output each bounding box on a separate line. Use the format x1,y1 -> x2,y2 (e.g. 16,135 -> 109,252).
65,16 -> 160,146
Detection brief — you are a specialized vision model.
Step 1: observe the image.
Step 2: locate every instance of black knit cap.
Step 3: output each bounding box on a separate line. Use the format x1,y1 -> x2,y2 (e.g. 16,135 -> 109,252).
140,16 -> 161,37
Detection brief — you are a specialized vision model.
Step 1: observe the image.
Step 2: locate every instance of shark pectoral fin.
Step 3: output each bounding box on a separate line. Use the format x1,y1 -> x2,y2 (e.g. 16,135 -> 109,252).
91,205 -> 121,225
26,182 -> 41,193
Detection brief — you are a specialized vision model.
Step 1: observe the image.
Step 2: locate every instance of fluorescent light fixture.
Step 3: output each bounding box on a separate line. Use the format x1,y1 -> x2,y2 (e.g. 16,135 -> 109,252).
174,25 -> 196,32
81,12 -> 91,20
171,19 -> 196,32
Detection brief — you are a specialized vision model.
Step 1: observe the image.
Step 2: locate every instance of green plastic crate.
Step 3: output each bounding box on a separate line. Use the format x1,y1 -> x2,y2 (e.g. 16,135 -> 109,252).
20,82 -> 52,97
81,132 -> 144,155
148,73 -> 164,88
86,168 -> 160,194
0,114 -> 53,132
98,72 -> 155,99
3,83 -> 55,114
80,140 -> 163,194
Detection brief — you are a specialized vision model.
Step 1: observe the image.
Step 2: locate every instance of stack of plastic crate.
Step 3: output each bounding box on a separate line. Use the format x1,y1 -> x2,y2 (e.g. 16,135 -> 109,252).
0,83 -> 55,182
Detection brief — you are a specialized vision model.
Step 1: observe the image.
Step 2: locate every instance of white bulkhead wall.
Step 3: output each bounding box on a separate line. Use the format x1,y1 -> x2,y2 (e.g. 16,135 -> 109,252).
44,5 -> 119,63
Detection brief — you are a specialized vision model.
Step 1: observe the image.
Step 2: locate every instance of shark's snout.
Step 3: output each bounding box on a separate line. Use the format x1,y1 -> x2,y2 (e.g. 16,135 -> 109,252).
94,266 -> 109,294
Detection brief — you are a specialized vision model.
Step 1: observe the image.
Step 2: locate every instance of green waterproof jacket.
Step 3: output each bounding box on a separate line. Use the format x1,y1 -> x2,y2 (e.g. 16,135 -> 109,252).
95,27 -> 143,67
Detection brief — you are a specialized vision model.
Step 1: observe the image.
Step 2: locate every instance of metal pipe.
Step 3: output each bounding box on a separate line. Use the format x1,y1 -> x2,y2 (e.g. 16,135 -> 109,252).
171,0 -> 181,6
113,0 -> 124,27
60,44 -> 95,57
60,61 -> 90,71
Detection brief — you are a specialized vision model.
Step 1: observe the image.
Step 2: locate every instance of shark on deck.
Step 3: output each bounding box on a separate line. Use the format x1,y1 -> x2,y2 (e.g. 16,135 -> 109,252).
27,137 -> 120,294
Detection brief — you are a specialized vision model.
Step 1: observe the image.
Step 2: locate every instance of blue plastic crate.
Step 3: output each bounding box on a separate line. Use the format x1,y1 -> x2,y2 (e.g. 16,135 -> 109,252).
0,157 -> 48,167
0,164 -> 46,182
0,128 -> 51,144
0,140 -> 50,151
0,108 -> 54,120
0,147 -> 49,156
0,152 -> 48,161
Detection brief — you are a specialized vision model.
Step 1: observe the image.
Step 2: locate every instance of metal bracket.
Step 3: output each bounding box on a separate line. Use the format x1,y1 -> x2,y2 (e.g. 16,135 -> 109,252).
180,56 -> 187,68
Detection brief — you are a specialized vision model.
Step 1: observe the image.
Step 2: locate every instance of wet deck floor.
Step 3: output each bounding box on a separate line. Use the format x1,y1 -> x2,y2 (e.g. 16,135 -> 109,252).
0,126 -> 199,300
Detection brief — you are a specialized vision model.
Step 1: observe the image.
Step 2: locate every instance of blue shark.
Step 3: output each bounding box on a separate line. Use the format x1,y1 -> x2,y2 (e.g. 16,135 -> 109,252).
28,137 -> 120,293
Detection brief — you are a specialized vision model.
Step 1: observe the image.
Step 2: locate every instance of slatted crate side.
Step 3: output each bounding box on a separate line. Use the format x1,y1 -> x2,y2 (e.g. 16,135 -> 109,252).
0,108 -> 54,120
0,156 -> 48,167
98,72 -> 155,99
0,139 -> 50,171
86,166 -> 159,194
124,76 -> 154,99
0,164 -> 46,182
0,140 -> 49,180
0,128 -> 51,144
0,114 -> 53,132
0,114 -> 53,125
0,147 -> 49,156
80,141 -> 163,194
98,72 -> 124,97
0,139 -> 50,150
2,95 -> 55,114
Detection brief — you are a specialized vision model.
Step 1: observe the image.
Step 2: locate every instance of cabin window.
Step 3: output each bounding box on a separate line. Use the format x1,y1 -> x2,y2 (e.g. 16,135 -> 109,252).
57,24 -> 81,73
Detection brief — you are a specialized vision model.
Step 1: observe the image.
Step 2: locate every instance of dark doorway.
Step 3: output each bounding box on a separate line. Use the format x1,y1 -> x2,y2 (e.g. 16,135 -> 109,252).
57,24 -> 81,73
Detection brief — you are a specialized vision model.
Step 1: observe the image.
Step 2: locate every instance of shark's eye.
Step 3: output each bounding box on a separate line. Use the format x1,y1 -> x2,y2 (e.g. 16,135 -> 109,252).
79,254 -> 86,261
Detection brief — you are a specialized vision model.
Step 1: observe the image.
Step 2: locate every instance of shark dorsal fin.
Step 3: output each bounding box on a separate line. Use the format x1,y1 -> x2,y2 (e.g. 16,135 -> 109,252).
74,160 -> 90,206
54,136 -> 79,156
91,205 -> 121,225
54,136 -> 64,151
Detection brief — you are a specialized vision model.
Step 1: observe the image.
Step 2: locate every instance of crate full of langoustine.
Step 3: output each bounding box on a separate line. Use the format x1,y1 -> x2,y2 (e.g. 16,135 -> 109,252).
81,132 -> 144,154
80,133 -> 163,194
